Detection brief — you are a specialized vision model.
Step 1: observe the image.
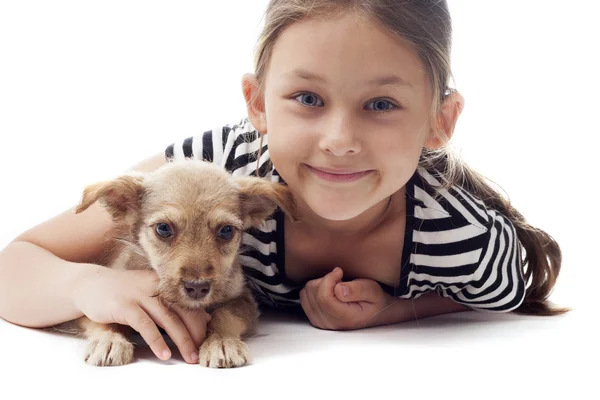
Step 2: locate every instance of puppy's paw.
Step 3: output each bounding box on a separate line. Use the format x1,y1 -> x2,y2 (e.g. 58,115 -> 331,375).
84,332 -> 134,367
198,335 -> 250,368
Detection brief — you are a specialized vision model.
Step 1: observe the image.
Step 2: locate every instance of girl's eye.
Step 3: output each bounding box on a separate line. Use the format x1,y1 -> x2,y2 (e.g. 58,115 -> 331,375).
294,92 -> 324,107
155,223 -> 173,238
365,99 -> 398,112
218,225 -> 235,240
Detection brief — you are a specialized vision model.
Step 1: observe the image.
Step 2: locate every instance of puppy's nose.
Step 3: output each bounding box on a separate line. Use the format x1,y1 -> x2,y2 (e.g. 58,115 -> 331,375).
183,281 -> 211,300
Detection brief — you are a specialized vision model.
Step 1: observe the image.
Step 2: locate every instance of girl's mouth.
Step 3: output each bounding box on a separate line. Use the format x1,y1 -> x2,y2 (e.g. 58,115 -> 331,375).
305,164 -> 374,183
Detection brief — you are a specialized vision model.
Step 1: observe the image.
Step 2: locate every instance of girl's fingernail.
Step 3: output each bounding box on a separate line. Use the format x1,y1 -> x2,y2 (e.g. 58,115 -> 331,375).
342,284 -> 349,297
190,352 -> 199,363
161,349 -> 171,360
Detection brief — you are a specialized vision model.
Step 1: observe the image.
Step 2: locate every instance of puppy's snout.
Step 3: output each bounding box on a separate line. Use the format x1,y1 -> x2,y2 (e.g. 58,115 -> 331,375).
183,281 -> 211,300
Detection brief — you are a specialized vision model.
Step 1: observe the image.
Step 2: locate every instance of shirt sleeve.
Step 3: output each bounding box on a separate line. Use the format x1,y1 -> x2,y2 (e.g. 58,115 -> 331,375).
164,117 -> 267,176
440,210 -> 527,312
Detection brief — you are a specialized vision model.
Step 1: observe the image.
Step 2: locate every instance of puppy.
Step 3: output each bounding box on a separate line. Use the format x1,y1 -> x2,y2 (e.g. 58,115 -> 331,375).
54,159 -> 296,368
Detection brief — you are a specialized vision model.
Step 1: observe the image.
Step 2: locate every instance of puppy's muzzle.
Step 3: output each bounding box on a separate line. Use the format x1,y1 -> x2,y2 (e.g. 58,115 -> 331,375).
183,280 -> 211,300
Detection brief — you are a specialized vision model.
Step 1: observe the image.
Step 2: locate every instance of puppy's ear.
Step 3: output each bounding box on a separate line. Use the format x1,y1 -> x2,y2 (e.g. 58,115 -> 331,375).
236,177 -> 299,228
75,174 -> 146,220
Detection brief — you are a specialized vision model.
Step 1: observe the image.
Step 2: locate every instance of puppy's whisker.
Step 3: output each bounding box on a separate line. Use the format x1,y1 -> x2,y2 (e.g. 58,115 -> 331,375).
237,244 -> 251,253
113,237 -> 146,258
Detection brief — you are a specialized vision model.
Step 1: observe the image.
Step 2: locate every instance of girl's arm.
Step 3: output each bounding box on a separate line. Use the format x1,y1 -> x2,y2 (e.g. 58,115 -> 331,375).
300,268 -> 471,330
0,152 -> 166,327
378,291 -> 470,325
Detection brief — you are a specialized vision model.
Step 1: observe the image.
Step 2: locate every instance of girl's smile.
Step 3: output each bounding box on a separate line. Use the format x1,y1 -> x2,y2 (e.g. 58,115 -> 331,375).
303,163 -> 375,184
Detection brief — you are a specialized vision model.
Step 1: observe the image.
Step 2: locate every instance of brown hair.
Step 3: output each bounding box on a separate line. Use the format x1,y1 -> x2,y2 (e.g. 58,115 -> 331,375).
253,0 -> 568,316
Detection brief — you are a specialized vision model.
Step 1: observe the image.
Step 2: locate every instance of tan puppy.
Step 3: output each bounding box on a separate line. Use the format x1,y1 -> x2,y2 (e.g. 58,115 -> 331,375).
55,159 -> 296,368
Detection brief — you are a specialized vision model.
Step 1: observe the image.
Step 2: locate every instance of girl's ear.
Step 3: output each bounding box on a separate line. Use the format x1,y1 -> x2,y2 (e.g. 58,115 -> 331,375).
241,73 -> 267,134
424,90 -> 465,150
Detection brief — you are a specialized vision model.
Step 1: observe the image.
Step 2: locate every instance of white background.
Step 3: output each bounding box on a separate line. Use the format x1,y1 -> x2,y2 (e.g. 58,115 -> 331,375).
0,1 -> 598,399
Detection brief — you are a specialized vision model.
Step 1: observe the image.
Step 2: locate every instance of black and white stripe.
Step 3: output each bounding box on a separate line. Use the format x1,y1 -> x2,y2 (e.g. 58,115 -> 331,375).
165,118 -> 526,312
400,167 -> 526,312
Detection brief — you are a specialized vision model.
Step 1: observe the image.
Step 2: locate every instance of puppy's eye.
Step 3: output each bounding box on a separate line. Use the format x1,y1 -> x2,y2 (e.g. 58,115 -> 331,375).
218,225 -> 234,240
155,223 -> 173,238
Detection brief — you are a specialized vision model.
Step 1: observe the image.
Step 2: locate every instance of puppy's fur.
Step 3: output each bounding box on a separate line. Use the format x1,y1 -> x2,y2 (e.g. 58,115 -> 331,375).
55,160 -> 296,368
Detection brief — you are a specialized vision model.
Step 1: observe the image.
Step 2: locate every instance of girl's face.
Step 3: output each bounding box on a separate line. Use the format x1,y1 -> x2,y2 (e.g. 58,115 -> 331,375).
249,12 -> 443,221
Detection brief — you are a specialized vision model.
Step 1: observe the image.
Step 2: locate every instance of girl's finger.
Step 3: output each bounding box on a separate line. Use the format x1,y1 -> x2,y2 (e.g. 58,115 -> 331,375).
336,279 -> 381,303
171,305 -> 211,348
305,277 -> 322,291
300,288 -> 319,327
124,307 -> 171,361
140,298 -> 199,364
316,270 -> 346,316
305,286 -> 328,329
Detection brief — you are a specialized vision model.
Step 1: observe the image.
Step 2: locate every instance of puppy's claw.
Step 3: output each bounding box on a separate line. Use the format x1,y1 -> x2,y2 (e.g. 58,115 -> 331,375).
198,336 -> 249,368
84,333 -> 134,367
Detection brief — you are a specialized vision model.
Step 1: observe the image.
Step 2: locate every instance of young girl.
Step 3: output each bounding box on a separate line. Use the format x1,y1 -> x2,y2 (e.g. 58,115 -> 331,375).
0,0 -> 567,365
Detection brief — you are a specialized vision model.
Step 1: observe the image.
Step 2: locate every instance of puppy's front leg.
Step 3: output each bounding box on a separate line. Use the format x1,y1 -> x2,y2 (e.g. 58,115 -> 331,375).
198,291 -> 259,368
78,316 -> 135,366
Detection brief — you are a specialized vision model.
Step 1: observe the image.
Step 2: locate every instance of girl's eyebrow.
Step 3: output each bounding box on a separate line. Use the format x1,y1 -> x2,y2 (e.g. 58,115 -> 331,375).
284,68 -> 413,88
367,75 -> 413,89
284,68 -> 327,83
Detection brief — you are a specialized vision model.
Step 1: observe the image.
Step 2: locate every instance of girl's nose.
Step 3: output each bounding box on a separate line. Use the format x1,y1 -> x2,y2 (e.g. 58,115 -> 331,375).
318,115 -> 362,156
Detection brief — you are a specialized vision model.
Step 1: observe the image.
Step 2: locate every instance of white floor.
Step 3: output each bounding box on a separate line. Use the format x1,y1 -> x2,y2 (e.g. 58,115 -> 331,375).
1,298 -> 596,400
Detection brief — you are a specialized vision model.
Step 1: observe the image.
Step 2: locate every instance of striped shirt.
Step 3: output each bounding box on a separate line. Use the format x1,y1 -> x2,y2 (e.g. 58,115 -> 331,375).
165,117 -> 526,313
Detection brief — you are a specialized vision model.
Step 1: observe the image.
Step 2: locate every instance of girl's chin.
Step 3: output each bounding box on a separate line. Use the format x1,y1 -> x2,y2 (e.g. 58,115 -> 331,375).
306,199 -> 367,221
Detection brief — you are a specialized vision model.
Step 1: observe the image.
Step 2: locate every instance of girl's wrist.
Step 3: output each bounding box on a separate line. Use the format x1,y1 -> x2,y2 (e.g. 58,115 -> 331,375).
375,295 -> 412,326
68,262 -> 101,316
374,292 -> 470,326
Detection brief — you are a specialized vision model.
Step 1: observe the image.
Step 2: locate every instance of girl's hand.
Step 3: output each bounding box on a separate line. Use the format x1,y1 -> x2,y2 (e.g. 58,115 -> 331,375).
299,267 -> 395,330
71,265 -> 211,364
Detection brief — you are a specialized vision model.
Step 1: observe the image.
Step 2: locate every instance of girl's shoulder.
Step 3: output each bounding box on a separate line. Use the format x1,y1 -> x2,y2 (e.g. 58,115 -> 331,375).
164,117 -> 275,178
403,165 -> 526,313
409,165 -> 496,231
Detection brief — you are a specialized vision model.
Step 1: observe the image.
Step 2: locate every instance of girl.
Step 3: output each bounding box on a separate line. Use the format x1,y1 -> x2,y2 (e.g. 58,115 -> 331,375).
0,0 -> 567,365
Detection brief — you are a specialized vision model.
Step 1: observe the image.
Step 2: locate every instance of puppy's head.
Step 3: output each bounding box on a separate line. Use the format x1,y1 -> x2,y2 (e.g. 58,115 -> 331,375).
76,160 -> 297,310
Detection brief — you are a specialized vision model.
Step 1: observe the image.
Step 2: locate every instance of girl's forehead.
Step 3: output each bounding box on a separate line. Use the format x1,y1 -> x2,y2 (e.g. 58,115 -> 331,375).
267,13 -> 427,89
